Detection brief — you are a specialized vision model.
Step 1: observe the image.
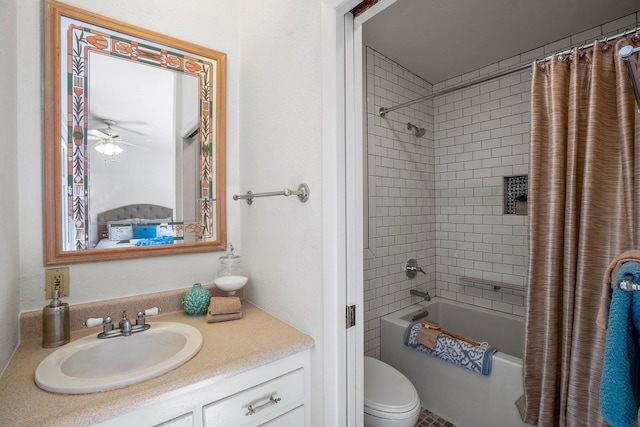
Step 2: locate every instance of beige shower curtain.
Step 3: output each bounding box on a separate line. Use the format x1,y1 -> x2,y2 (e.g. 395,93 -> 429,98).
516,34 -> 640,426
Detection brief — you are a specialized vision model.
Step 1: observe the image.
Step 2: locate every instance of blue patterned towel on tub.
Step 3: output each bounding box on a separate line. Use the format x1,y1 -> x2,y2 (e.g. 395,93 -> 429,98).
404,321 -> 497,375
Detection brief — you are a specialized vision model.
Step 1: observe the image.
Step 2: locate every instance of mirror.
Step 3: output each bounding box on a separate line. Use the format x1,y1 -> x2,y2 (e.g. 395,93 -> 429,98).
44,0 -> 227,264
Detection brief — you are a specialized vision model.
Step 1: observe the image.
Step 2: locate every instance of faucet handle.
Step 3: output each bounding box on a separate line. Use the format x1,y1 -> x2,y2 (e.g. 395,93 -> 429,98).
136,307 -> 160,326
84,316 -> 114,335
405,258 -> 426,279
84,317 -> 105,328
144,307 -> 160,316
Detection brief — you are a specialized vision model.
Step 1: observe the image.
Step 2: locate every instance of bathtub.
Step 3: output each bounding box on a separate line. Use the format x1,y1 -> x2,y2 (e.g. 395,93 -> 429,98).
380,299 -> 528,427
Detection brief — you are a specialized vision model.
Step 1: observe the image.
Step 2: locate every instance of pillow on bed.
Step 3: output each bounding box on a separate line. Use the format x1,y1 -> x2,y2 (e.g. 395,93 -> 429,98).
132,223 -> 157,239
108,223 -> 133,241
156,222 -> 177,237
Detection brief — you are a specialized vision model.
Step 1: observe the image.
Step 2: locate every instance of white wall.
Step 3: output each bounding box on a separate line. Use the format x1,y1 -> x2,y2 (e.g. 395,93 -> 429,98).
0,0 -> 21,372
17,0 -> 242,312
239,1 -> 325,423
239,0 -> 323,321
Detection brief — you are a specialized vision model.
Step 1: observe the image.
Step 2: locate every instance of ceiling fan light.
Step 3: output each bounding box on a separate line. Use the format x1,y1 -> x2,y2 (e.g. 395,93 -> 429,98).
94,142 -> 123,156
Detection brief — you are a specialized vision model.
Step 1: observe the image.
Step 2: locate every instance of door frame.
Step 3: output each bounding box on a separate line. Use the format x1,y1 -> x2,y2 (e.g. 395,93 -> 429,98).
322,1 -> 397,425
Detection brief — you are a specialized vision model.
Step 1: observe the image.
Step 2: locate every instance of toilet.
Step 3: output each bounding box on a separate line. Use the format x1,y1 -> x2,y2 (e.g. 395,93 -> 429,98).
364,356 -> 421,427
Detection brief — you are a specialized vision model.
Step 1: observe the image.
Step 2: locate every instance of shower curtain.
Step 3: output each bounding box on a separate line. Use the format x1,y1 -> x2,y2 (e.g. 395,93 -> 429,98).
516,34 -> 640,426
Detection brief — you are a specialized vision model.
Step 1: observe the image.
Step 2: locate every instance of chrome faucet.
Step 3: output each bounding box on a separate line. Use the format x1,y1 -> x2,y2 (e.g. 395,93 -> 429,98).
84,307 -> 160,339
119,311 -> 133,336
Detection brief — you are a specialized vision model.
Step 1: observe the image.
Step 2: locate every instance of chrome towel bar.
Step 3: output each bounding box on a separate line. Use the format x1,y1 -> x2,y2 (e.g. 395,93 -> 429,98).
233,183 -> 309,205
618,274 -> 640,291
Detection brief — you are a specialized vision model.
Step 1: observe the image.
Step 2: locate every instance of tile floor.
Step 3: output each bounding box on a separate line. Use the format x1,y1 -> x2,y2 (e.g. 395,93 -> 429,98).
414,408 -> 456,427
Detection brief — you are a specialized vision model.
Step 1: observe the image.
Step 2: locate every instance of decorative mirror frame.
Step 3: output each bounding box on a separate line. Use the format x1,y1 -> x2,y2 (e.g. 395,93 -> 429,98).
44,0 -> 227,265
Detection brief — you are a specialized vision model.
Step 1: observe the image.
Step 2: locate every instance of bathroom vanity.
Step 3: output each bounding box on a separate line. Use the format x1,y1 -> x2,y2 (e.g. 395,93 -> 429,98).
98,350 -> 310,426
0,293 -> 313,426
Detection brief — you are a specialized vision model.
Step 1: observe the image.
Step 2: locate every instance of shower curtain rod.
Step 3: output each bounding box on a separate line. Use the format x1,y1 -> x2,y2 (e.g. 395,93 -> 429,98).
378,27 -> 640,117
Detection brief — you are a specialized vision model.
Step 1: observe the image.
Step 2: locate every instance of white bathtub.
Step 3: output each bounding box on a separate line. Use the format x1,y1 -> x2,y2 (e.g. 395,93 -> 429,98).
380,299 -> 528,427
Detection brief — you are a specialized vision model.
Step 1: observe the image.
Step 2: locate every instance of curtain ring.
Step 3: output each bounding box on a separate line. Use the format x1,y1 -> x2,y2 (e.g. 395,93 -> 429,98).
632,32 -> 640,43
576,43 -> 585,59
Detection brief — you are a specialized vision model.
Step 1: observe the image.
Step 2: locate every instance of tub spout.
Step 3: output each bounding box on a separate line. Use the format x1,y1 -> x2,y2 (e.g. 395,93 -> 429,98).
410,289 -> 431,301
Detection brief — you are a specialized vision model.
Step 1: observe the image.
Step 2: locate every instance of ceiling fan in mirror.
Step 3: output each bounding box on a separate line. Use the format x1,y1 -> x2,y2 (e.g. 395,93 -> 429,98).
88,119 -> 148,160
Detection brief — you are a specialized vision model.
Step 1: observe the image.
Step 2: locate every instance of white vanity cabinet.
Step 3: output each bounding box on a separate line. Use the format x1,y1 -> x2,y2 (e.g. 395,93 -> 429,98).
96,350 -> 310,427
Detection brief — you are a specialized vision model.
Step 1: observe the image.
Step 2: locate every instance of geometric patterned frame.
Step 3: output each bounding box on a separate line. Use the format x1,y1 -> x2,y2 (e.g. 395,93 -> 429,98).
45,0 -> 227,265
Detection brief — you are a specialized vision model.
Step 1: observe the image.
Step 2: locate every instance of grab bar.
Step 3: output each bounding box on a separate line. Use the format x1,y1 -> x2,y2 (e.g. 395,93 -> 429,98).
233,183 -> 309,205
620,45 -> 640,113
459,276 -> 525,292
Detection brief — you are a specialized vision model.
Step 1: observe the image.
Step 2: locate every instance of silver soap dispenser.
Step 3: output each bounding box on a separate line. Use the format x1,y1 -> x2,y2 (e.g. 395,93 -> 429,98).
42,290 -> 70,348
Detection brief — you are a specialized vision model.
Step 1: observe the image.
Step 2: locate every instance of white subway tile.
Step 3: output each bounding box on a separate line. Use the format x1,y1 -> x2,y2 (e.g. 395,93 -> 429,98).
492,301 -> 514,314
543,37 -> 571,55
602,14 -> 637,34
474,297 -> 493,309
502,292 -> 524,307
457,293 -> 474,305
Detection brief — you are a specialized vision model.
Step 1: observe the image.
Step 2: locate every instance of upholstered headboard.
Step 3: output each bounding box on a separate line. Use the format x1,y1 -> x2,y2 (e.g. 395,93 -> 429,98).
97,204 -> 173,240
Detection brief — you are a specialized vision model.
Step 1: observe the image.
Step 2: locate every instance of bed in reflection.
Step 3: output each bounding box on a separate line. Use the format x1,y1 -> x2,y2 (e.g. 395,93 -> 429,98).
94,204 -> 181,249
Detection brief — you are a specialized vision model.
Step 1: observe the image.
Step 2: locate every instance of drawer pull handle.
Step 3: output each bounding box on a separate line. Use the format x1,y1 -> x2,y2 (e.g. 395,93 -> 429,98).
246,395 -> 281,416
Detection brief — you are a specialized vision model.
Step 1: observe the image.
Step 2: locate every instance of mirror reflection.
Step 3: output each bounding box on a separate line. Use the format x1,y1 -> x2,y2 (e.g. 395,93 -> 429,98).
85,53 -> 199,249
45,1 -> 227,264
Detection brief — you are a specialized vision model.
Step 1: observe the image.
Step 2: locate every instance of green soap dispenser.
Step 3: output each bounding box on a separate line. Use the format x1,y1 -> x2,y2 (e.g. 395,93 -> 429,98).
42,290 -> 70,348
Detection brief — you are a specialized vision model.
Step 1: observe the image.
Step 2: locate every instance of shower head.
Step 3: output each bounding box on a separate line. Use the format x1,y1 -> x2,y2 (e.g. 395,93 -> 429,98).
407,122 -> 426,138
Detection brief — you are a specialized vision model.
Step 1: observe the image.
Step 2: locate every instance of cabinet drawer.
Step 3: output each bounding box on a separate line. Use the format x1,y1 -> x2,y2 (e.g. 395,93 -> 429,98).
155,412 -> 194,427
203,367 -> 304,426
259,405 -> 305,426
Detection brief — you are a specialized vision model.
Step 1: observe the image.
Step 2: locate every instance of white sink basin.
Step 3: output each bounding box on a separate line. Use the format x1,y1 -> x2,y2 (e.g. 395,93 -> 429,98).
214,275 -> 248,296
35,322 -> 202,394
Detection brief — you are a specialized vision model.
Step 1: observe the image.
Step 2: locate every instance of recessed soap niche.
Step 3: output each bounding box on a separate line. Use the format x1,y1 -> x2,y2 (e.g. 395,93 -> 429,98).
504,175 -> 528,215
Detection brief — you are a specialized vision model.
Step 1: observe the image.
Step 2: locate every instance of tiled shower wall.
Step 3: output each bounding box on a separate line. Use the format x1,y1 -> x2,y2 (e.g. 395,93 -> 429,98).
432,59 -> 531,317
364,12 -> 640,358
363,48 -> 435,357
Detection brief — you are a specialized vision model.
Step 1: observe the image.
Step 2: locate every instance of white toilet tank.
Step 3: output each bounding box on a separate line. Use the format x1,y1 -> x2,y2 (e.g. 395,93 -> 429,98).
364,356 -> 421,427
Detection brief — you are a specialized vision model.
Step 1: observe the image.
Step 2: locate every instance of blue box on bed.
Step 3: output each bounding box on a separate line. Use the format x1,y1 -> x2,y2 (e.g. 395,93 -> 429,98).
132,224 -> 157,239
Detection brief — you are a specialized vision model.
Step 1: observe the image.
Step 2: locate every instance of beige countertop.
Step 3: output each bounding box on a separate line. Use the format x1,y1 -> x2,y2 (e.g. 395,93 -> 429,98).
0,296 -> 313,427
